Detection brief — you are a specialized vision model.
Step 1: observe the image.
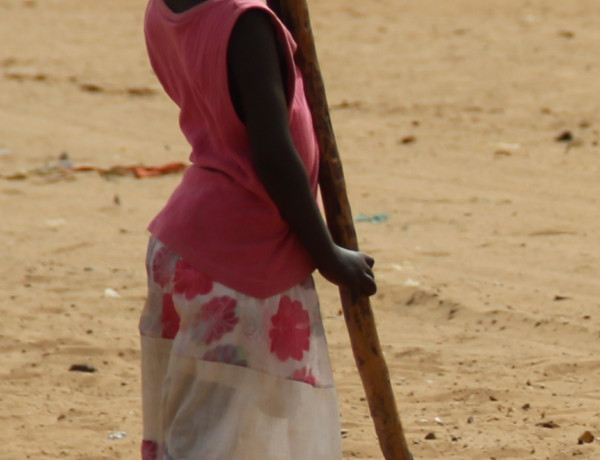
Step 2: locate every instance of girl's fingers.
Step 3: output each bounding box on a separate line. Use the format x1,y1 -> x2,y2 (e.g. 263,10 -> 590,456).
361,273 -> 377,296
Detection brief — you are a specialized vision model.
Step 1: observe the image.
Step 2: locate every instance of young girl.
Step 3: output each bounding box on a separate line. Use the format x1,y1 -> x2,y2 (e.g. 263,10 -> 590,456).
139,0 -> 376,458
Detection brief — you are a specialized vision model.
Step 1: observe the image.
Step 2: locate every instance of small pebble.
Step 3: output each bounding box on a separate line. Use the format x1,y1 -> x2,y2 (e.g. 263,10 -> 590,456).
69,364 -> 96,373
399,135 -> 416,145
578,431 -> 594,444
555,131 -> 573,142
108,431 -> 127,440
104,288 -> 120,298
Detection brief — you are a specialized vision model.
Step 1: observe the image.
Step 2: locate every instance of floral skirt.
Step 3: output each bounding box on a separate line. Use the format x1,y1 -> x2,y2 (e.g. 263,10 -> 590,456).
139,237 -> 342,460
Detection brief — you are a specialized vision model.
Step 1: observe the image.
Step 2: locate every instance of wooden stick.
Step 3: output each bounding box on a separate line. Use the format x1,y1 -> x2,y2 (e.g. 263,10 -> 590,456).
275,1 -> 413,459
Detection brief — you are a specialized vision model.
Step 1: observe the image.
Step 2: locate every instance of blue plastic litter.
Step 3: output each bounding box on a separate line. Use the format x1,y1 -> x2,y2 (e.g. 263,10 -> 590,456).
356,213 -> 389,223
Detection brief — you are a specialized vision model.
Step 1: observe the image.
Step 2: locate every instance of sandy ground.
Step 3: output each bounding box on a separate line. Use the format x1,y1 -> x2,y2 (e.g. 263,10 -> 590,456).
2,0 -> 600,458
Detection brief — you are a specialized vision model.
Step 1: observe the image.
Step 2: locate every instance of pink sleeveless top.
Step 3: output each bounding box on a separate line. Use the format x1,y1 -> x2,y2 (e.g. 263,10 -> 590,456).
144,0 -> 319,298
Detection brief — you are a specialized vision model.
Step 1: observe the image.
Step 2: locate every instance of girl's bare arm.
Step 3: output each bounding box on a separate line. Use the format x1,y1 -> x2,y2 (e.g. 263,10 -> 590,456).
227,9 -> 376,297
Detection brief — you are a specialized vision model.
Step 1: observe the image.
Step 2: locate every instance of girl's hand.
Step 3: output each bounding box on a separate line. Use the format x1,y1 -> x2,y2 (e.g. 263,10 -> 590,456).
318,246 -> 377,298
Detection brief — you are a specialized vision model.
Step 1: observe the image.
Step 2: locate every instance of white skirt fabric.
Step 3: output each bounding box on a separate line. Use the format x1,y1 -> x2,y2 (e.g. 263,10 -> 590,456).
139,237 -> 342,460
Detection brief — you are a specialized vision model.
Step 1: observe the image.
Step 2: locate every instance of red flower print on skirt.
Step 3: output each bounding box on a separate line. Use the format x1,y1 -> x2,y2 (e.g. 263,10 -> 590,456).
195,296 -> 239,345
269,296 -> 310,361
173,259 -> 213,300
151,245 -> 172,288
141,440 -> 158,460
161,293 -> 180,339
291,367 -> 317,386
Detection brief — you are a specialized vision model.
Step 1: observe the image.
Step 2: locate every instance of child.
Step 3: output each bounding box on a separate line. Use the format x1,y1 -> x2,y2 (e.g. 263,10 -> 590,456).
139,0 -> 377,458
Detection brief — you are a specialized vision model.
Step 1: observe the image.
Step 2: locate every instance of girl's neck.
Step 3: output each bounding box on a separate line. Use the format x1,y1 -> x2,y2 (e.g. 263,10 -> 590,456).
164,0 -> 208,14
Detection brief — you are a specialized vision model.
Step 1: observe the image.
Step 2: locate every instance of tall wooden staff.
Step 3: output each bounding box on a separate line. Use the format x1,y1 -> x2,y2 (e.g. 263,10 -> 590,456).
274,1 -> 413,459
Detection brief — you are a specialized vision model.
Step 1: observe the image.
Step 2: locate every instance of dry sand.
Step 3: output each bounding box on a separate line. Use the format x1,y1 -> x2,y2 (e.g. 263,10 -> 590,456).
2,0 -> 600,458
